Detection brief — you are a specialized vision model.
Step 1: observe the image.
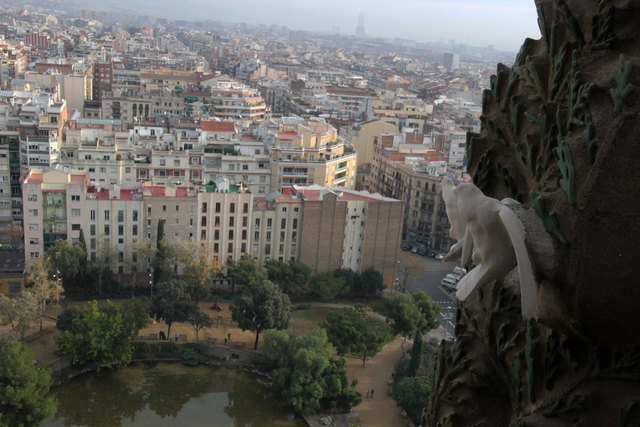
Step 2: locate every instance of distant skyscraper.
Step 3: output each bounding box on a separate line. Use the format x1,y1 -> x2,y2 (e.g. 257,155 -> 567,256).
443,52 -> 460,72
356,13 -> 365,37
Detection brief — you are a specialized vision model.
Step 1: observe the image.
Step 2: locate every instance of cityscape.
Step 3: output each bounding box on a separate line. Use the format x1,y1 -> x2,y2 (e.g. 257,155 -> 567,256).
2,0 -> 637,426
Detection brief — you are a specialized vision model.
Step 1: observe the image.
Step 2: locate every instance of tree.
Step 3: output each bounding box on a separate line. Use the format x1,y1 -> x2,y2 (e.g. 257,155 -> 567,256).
47,238 -> 86,289
397,252 -> 425,292
412,291 -> 441,332
177,242 -> 220,302
311,272 -> 348,300
359,268 -> 385,297
379,293 -> 424,356
379,292 -> 441,356
322,308 -> 388,366
394,376 -> 432,424
227,254 -> 265,293
149,279 -> 197,338
153,220 -> 175,286
28,257 -> 63,331
265,259 -> 311,294
231,280 -> 291,349
55,299 -> 147,369
92,238 -> 117,298
125,240 -> 157,298
0,340 -> 55,426
56,306 -> 82,331
261,328 -> 361,415
189,309 -> 213,342
0,292 -> 37,340
408,329 -> 423,377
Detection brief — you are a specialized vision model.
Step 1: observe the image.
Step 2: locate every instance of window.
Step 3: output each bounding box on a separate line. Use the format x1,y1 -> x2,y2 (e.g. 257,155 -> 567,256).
242,216 -> 248,227
243,203 -> 249,213
230,203 -> 235,213
242,230 -> 247,240
28,209 -> 38,216
201,216 -> 207,226
90,224 -> 96,236
29,237 -> 39,245
260,176 -> 266,183
132,210 -> 138,221
104,210 -> 110,220
201,230 -> 206,239
27,194 -> 37,201
118,210 -> 124,222
281,218 -> 286,229
214,230 -> 220,240
118,225 -> 124,236
162,205 -> 166,212
280,231 -> 285,241
174,160 -> 180,166
266,231 -> 271,241
265,244 -> 271,255
229,217 -> 234,226
293,218 -> 298,229
71,194 -> 80,202
71,209 -> 80,217
175,205 -> 179,211
104,225 -> 110,235
292,231 -> 297,242
30,252 -> 39,258
294,207 -> 299,213
228,243 -> 233,253
282,207 -> 287,213
213,243 -> 219,252
215,216 -> 220,227
279,244 -> 284,254
255,218 -> 260,227
72,224 -> 80,231
100,167 -> 106,173
267,218 -> 272,228
28,223 -> 38,231
133,225 -> 138,236
228,230 -> 234,239
202,202 -> 207,213
9,282 -> 21,294
254,231 -> 259,240
160,159 -> 166,166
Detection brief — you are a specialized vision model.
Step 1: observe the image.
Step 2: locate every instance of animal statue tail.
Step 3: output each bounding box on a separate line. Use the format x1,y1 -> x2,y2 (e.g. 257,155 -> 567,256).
498,207 -> 538,319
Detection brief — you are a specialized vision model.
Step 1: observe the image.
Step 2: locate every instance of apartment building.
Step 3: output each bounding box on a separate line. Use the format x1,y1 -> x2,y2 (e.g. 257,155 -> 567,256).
19,98 -> 68,174
268,117 -> 357,191
196,180 -> 253,265
0,133 -> 12,243
296,185 -> 402,284
86,183 -> 143,274
251,192 -> 303,267
208,79 -> 267,126
340,119 -> 397,167
372,94 -> 433,132
22,167 -> 89,271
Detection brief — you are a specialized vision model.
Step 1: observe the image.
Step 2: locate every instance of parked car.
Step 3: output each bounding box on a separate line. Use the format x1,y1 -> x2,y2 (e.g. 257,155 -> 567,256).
401,244 -> 412,251
453,267 -> 467,276
417,247 -> 428,256
435,253 -> 445,260
411,247 -> 419,253
441,276 -> 458,290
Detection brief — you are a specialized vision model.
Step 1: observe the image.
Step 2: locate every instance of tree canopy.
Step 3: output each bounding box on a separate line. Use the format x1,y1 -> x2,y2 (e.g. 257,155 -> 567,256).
231,280 -> 291,349
378,291 -> 440,355
0,292 -> 37,340
46,238 -> 86,289
177,242 -> 220,301
321,307 -> 389,366
310,272 -> 347,300
149,279 -> 198,337
265,259 -> 311,294
0,340 -> 55,426
55,299 -> 147,369
27,257 -> 63,331
261,328 -> 361,415
227,254 -> 265,293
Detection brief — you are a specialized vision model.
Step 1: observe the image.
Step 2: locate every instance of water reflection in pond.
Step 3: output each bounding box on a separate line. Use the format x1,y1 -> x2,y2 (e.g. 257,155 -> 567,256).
43,362 -> 305,426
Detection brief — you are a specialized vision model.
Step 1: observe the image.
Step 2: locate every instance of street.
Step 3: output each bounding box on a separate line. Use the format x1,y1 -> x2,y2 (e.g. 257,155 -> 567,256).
398,252 -> 460,339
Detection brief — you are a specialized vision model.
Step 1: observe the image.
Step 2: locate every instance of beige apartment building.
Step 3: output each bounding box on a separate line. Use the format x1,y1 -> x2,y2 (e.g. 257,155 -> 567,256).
296,185 -> 403,284
251,192 -> 303,267
196,184 -> 253,266
269,118 -> 357,191
341,119 -> 398,167
22,167 -> 89,271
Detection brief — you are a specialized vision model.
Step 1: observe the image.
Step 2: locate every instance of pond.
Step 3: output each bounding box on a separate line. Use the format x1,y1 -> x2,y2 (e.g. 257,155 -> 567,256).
42,362 -> 306,426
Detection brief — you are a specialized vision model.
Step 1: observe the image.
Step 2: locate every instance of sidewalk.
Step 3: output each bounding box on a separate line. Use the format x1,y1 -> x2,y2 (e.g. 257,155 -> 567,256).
345,336 -> 412,427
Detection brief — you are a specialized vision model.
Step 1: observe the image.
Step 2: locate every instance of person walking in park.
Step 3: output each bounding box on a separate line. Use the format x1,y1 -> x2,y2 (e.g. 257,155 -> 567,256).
227,333 -> 231,341
370,388 -> 374,398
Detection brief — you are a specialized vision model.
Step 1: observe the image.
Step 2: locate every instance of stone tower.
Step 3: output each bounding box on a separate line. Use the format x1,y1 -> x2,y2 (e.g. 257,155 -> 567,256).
426,0 -> 640,425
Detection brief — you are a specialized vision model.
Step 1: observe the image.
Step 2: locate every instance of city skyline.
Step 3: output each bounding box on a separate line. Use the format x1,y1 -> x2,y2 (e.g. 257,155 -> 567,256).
75,0 -> 540,52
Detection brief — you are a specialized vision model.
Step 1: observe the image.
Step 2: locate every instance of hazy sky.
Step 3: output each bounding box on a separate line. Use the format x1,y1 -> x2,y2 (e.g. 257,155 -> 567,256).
181,0 -> 541,52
